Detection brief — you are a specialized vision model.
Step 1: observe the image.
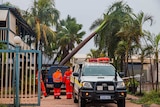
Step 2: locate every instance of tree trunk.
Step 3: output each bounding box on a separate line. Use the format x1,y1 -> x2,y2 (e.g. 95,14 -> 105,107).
156,52 -> 159,92
59,32 -> 96,65
156,61 -> 159,91
140,58 -> 143,95
120,55 -> 124,72
131,56 -> 136,94
149,57 -> 154,90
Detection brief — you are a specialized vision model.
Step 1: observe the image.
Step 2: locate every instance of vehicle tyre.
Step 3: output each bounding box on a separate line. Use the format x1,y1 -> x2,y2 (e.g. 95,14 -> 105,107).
73,91 -> 78,103
78,95 -> 86,107
117,98 -> 125,107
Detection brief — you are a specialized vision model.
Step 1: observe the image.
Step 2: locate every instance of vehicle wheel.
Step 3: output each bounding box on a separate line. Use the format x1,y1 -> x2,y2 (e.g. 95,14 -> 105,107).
73,91 -> 78,103
78,95 -> 86,107
117,98 -> 125,107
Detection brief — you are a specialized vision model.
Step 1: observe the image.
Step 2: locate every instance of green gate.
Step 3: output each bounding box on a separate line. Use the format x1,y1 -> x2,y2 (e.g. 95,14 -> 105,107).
0,47 -> 41,107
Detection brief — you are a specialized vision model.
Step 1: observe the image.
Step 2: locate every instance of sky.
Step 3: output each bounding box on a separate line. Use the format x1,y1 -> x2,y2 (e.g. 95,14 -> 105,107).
1,0 -> 160,54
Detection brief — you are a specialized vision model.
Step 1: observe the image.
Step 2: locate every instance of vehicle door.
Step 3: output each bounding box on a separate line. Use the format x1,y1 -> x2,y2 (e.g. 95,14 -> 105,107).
74,64 -> 83,94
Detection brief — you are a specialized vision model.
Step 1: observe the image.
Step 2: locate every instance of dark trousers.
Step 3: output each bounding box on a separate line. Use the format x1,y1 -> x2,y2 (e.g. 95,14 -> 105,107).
53,82 -> 62,97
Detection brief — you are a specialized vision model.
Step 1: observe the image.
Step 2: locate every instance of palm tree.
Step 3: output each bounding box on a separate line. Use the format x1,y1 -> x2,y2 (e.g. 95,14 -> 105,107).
24,0 -> 59,50
87,49 -> 105,58
147,33 -> 160,92
117,11 -> 153,77
144,31 -> 156,90
90,1 -> 133,59
154,34 -> 160,91
59,1 -> 132,65
138,44 -> 153,94
54,15 -> 85,64
43,31 -> 58,65
60,1 -> 132,68
115,41 -> 127,72
87,1 -> 134,72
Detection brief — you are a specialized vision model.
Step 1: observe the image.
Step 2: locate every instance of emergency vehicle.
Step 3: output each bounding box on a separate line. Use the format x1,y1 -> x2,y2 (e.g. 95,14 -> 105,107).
71,57 -> 126,107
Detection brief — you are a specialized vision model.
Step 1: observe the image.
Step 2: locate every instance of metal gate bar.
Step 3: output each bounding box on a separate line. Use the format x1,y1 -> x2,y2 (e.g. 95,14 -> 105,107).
0,29 -> 7,41
0,52 -> 14,104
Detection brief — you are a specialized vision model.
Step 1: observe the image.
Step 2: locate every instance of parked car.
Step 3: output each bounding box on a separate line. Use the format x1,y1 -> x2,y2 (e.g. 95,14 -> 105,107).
45,65 -> 69,95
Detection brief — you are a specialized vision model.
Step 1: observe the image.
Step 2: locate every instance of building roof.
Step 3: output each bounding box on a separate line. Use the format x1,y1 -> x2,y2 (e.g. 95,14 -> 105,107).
0,5 -> 35,37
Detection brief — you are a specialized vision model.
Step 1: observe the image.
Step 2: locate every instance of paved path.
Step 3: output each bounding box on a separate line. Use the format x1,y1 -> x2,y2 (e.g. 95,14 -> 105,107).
39,94 -> 142,107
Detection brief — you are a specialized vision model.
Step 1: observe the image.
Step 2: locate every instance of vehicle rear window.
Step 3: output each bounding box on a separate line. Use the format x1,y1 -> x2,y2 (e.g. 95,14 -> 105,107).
82,66 -> 115,76
48,66 -> 68,76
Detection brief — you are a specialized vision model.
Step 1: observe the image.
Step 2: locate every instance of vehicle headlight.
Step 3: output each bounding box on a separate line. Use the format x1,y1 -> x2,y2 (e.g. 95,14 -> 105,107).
117,81 -> 125,88
82,82 -> 93,89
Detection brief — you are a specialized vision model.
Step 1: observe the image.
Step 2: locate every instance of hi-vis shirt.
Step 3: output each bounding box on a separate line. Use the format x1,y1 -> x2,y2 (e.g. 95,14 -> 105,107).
52,71 -> 62,83
63,70 -> 72,84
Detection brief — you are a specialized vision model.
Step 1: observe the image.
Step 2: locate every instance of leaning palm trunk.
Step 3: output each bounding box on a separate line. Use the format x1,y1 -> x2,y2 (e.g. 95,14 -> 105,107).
59,32 -> 96,65
59,21 -> 107,65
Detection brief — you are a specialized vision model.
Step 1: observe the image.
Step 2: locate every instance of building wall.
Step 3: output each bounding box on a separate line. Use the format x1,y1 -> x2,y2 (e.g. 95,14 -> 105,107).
9,11 -> 16,33
0,8 -> 32,50
0,10 -> 8,42
0,10 -> 8,21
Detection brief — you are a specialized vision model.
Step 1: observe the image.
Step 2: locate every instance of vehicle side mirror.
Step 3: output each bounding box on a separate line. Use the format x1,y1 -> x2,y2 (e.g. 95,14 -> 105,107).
72,66 -> 75,71
119,72 -> 124,78
73,72 -> 79,77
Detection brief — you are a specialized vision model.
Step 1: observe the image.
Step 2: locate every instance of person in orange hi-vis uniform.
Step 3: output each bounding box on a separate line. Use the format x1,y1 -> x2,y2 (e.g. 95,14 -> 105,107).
36,69 -> 47,97
52,69 -> 63,99
63,67 -> 73,99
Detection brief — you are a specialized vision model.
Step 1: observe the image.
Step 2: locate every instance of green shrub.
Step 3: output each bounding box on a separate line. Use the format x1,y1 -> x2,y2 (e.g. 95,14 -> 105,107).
126,78 -> 139,94
0,104 -> 7,107
132,90 -> 160,105
127,78 -> 139,87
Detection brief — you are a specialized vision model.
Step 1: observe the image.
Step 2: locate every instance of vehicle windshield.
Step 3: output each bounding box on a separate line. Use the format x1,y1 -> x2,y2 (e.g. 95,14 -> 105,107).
82,66 -> 115,76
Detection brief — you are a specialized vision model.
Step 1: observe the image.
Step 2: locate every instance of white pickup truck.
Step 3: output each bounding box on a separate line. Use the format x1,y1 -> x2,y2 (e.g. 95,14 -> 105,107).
71,61 -> 127,107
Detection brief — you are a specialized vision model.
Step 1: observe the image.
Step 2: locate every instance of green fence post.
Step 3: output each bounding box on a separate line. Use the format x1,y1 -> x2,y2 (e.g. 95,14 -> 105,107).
15,45 -> 20,107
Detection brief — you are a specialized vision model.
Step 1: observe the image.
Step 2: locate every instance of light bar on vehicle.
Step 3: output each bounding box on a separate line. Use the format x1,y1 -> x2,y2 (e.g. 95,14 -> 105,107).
88,57 -> 110,63
88,58 -> 98,62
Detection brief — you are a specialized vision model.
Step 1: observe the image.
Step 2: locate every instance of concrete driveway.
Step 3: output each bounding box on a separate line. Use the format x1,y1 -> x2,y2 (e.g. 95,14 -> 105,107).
39,94 -> 142,107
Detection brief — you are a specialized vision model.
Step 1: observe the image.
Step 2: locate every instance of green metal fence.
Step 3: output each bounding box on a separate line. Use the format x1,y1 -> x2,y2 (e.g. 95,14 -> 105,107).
0,48 -> 41,107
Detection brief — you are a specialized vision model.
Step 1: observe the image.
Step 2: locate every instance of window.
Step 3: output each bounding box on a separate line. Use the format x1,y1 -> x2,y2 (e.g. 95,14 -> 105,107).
0,21 -> 6,27
82,66 -> 115,76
